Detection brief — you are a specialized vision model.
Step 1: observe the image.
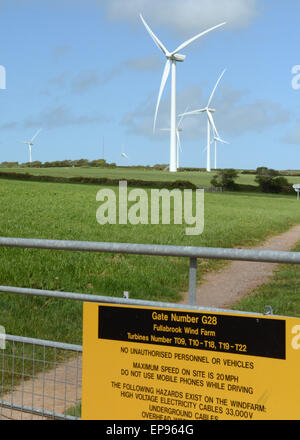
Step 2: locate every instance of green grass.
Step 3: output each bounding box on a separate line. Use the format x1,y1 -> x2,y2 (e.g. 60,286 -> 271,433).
232,241 -> 300,318
2,166 -> 300,188
0,166 -> 256,187
65,402 -> 82,418
1,177 -> 300,402
1,178 -> 300,346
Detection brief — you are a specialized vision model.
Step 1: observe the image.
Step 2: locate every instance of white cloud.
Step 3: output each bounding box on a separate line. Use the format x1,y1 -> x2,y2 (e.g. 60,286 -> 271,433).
71,69 -> 101,94
121,83 -> 290,140
212,86 -> 290,137
124,55 -> 161,72
24,105 -> 111,129
0,106 -> 111,131
103,0 -> 260,35
99,55 -> 161,85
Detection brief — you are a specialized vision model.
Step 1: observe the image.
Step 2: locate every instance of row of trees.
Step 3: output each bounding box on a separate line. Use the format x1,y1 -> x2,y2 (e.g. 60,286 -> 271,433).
0,160 -> 168,169
211,167 -> 290,193
0,159 -> 117,168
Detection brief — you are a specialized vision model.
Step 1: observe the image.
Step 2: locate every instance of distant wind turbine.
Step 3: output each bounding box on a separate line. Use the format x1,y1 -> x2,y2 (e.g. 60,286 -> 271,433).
140,14 -> 226,173
20,129 -> 42,163
179,69 -> 226,172
211,134 -> 229,169
120,145 -> 128,160
202,125 -> 229,169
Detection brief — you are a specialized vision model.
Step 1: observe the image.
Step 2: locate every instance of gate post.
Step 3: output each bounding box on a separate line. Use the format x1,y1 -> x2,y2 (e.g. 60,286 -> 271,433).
188,257 -> 197,306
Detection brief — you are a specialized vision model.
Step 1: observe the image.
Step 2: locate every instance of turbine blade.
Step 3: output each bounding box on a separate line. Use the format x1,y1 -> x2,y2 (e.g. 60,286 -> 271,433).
176,130 -> 182,152
215,137 -> 229,144
140,14 -> 169,55
178,109 -> 203,117
207,69 -> 226,107
177,106 -> 189,128
31,128 -> 42,142
153,59 -> 171,132
171,22 -> 226,55
207,111 -> 219,138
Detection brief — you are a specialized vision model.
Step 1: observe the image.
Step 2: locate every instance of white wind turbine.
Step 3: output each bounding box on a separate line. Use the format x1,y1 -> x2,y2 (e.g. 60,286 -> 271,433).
179,69 -> 226,172
20,129 -> 42,164
202,122 -> 229,169
140,14 -> 226,173
120,145 -> 128,161
211,133 -> 229,169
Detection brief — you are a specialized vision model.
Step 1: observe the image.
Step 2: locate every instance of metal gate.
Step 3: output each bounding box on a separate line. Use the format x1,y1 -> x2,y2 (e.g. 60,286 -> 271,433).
1,236 -> 300,420
0,335 -> 82,420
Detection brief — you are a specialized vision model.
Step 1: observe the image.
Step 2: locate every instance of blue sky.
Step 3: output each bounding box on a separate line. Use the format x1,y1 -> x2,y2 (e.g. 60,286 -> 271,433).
0,0 -> 300,170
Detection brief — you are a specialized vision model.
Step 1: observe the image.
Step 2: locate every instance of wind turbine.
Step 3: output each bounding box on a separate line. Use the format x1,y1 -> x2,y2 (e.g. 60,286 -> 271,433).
179,69 -> 226,172
140,14 -> 226,173
20,129 -> 42,164
212,134 -> 229,169
120,145 -> 128,161
202,119 -> 228,169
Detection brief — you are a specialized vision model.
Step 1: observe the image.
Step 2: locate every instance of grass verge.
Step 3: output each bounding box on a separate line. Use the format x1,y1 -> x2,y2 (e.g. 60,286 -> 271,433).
232,241 -> 300,318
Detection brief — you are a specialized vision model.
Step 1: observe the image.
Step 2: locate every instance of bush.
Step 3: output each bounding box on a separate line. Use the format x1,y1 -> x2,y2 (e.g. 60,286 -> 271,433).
256,167 -> 280,177
255,168 -> 288,193
0,161 -> 19,168
210,169 -> 239,190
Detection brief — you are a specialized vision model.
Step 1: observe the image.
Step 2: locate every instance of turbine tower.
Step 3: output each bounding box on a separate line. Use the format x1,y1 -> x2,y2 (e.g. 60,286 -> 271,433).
161,111 -> 186,169
140,14 -> 226,173
20,129 -> 42,164
179,69 -> 226,172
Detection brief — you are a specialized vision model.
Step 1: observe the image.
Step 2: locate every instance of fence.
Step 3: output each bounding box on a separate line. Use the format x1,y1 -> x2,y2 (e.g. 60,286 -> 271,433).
1,236 -> 300,420
0,335 -> 82,420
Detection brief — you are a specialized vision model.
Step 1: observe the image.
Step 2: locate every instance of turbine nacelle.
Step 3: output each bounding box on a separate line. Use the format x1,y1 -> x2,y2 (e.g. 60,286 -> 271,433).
168,53 -> 186,62
198,107 -> 216,113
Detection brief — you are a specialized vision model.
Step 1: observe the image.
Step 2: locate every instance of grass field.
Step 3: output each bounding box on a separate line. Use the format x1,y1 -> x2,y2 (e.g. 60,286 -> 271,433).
2,166 -> 300,188
1,175 -> 300,403
1,177 -> 300,345
0,166 -> 261,187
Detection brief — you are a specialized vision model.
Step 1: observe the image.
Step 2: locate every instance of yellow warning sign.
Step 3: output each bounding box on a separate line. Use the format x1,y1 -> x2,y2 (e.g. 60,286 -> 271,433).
81,303 -> 300,420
